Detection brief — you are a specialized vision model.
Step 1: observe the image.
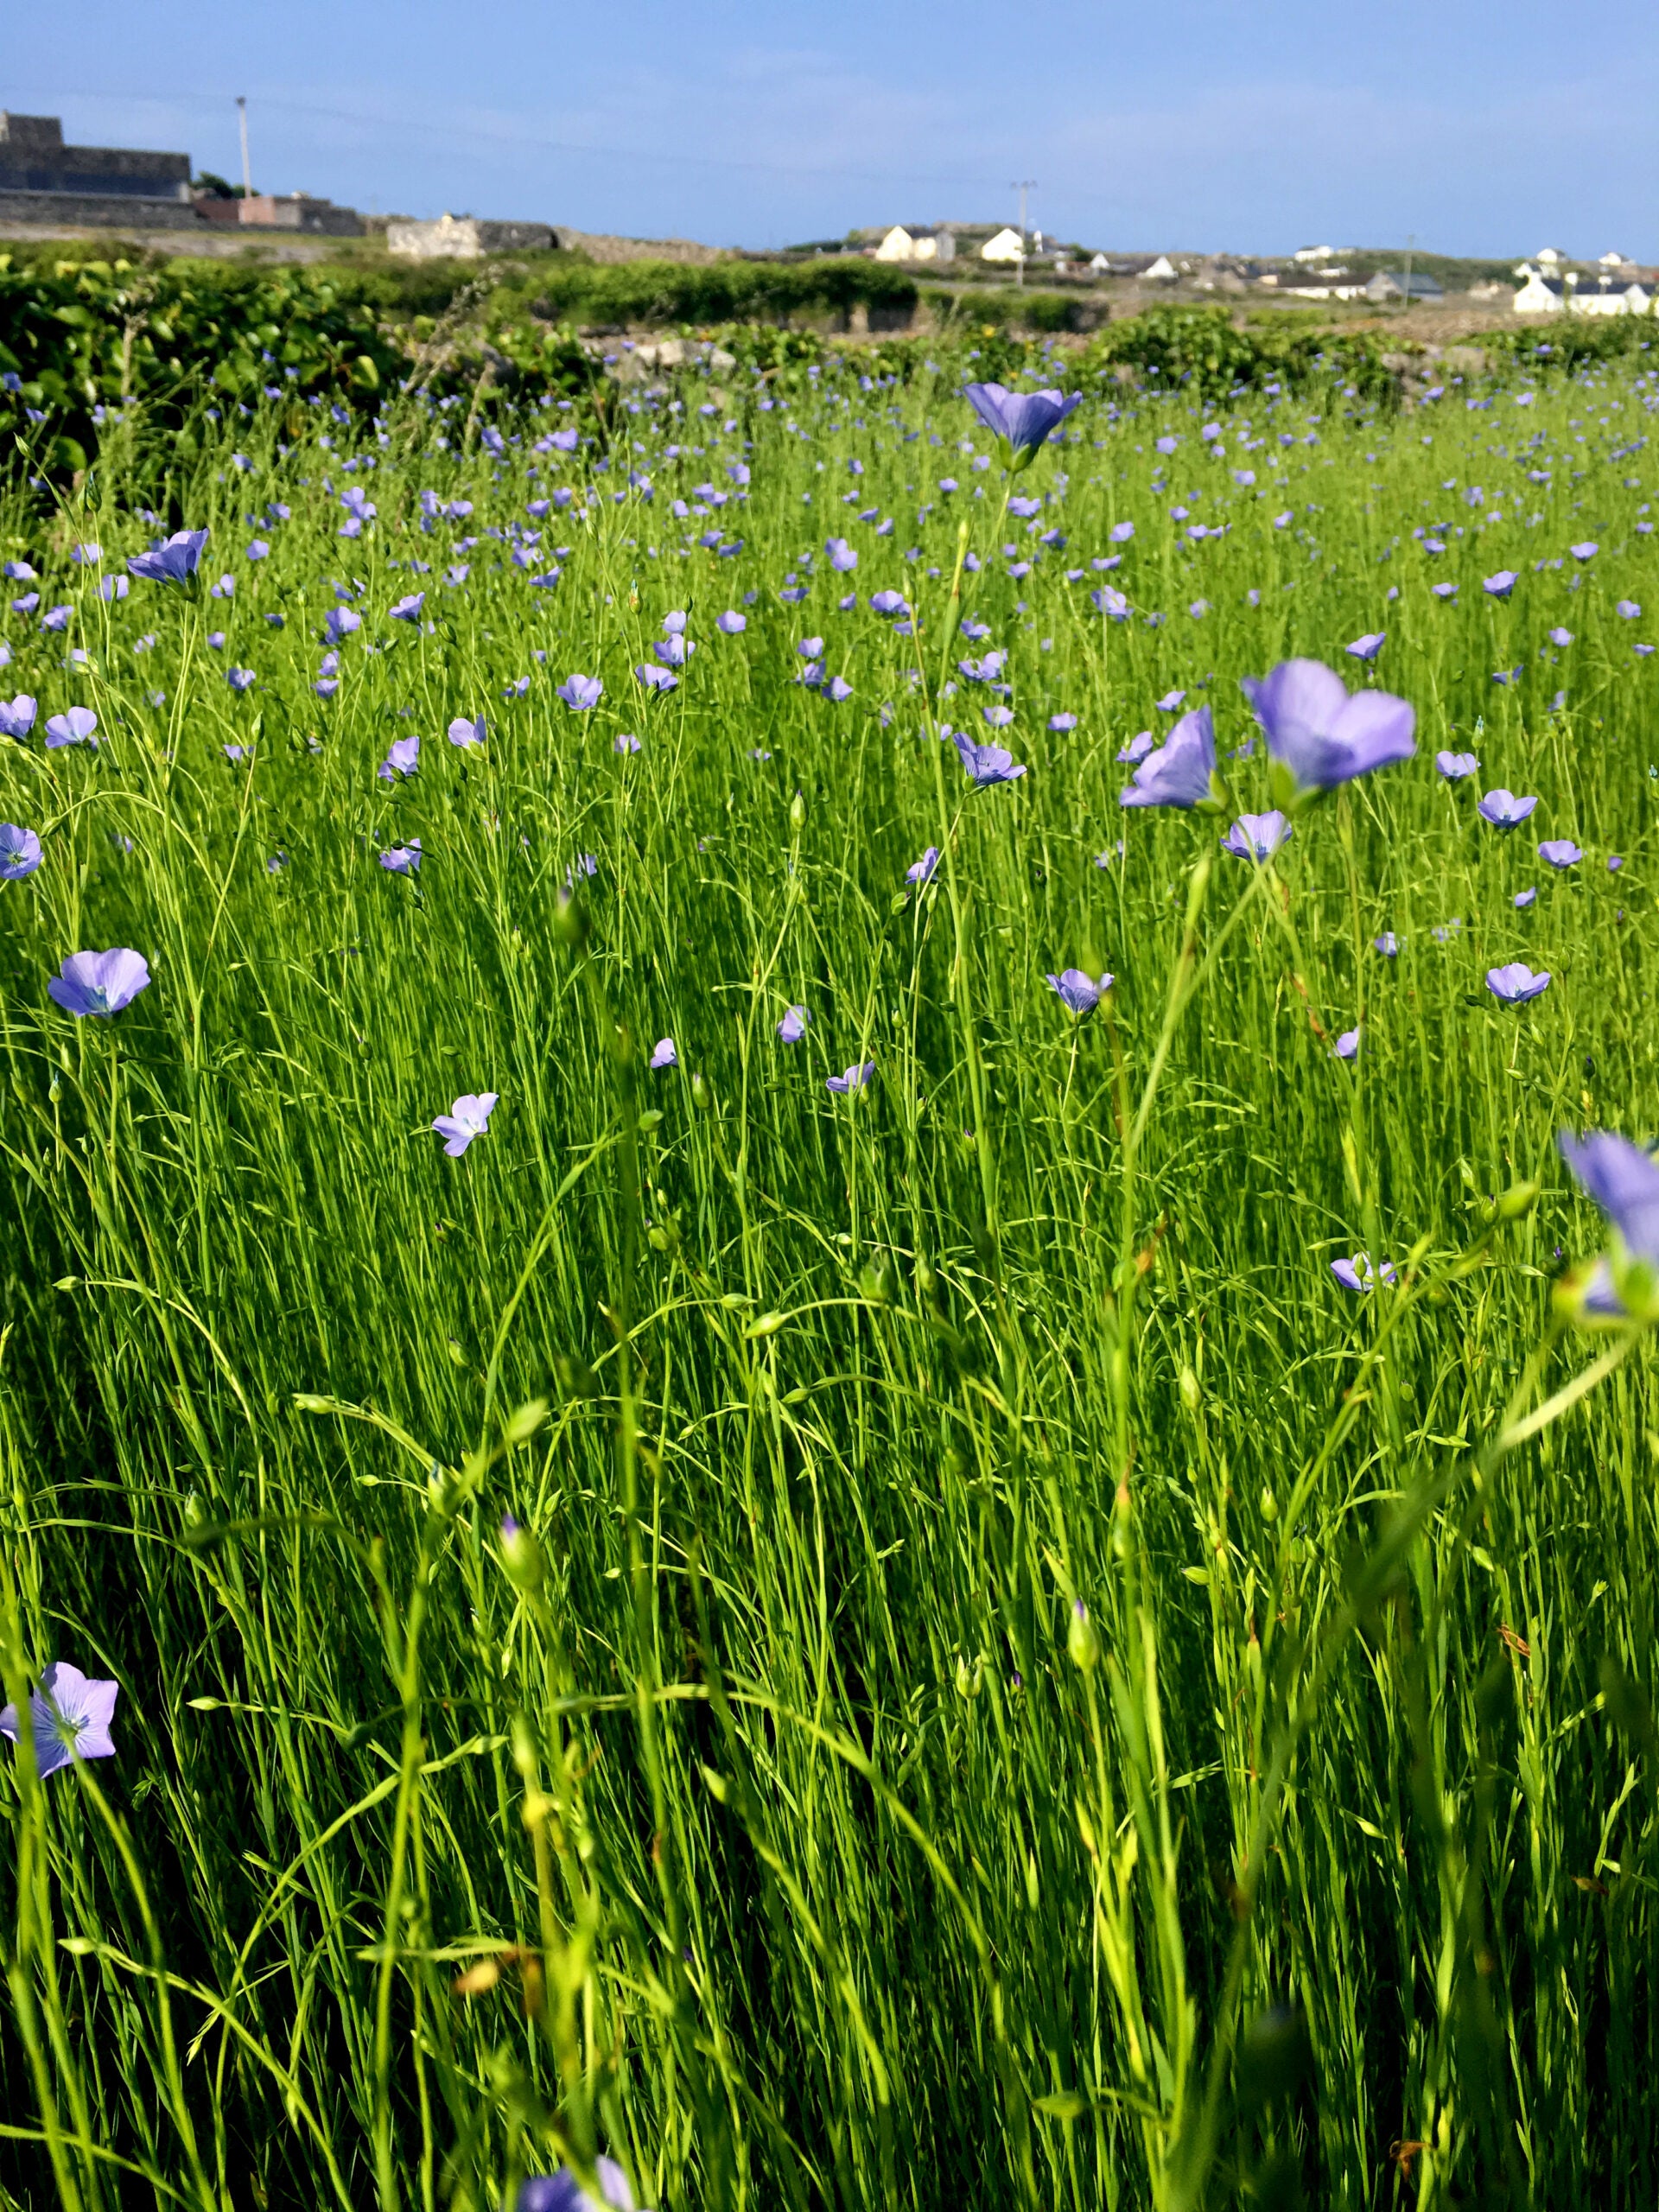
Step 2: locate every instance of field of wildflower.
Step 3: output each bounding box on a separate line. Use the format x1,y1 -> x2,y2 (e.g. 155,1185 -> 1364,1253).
0,327 -> 1657,2212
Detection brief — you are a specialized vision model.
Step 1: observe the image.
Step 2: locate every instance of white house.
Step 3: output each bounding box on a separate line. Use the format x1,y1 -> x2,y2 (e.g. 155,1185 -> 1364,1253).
1573,278 -> 1649,316
1088,251 -> 1112,273
1599,249 -> 1632,270
1535,246 -> 1567,267
1514,268 -> 1650,316
1293,245 -> 1336,264
1141,253 -> 1179,280
874,224 -> 955,264
980,226 -> 1025,263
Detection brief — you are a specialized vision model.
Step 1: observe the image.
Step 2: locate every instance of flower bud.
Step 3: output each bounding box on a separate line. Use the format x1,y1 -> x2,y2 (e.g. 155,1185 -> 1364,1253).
1497,1179 -> 1541,1221
1067,1599 -> 1100,1673
499,1512 -> 544,1593
1179,1366 -> 1201,1414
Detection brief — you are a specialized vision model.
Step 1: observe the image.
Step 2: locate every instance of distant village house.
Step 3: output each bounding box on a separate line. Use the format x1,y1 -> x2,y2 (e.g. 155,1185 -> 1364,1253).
874,225 -> 955,264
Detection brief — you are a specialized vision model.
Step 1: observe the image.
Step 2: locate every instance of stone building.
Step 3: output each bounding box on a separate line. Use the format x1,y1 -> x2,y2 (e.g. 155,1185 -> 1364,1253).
0,111 -> 198,229
386,213 -> 554,258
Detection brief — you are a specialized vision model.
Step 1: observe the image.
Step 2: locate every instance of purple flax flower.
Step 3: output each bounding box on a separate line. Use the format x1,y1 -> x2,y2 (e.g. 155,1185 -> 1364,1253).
390,593 -> 426,623
246,539 -> 270,562
44,707 -> 98,749
778,1005 -> 810,1042
982,703 -> 1014,728
1048,711 -> 1078,732
650,1038 -> 678,1070
127,529 -> 208,584
3,695 -> 41,741
516,2157 -> 636,2212
1221,810 -> 1292,862
636,664 -> 677,694
1,1662 -> 118,1778
1484,571 -> 1518,599
825,537 -> 858,571
1333,1027 -> 1360,1060
826,1061 -> 875,1093
906,847 -> 940,886
1046,969 -> 1112,1015
41,604 -> 71,633
432,1091 -> 498,1158
1560,1132 -> 1659,1314
1477,789 -> 1538,829
1156,690 -> 1186,713
48,949 -> 150,1017
1548,627 -> 1573,649
962,381 -> 1083,463
100,575 -> 129,602
1431,582 -> 1458,601
226,667 -> 256,693
1539,838 -> 1582,868
379,841 -> 423,874
613,732 -> 642,754
1119,704 -> 1215,810
1515,887 -> 1537,908
1241,659 -> 1415,791
1332,1254 -> 1396,1293
952,730 -> 1026,785
1616,600 -> 1641,620
1436,750 -> 1479,781
717,610 -> 747,634
1608,855 -> 1624,872
797,636 -> 825,660
448,715 -> 486,749
1570,542 -> 1598,561
823,675 -> 853,703
1486,962 -> 1551,1003
1092,585 -> 1130,620
0,824 -> 42,878
325,607 -> 361,645
1109,519 -> 1135,542
1375,931 -> 1400,957
871,590 -> 907,616
1347,632 -> 1385,661
380,735 -> 421,780
557,674 -> 603,711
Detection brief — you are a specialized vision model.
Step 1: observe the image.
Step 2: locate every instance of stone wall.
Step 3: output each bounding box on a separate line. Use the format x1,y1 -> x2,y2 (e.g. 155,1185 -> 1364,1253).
0,113 -> 189,200
0,188 -> 200,231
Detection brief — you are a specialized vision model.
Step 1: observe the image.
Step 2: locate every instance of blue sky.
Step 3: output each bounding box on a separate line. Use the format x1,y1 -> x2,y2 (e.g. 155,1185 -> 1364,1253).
12,0 -> 1659,257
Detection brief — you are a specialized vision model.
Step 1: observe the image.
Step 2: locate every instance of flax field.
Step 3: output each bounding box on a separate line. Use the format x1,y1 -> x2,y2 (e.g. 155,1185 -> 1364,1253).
1,332 -> 1657,2212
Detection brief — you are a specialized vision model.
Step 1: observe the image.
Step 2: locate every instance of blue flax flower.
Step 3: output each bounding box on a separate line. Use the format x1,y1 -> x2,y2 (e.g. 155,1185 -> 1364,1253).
1046,969 -> 1112,1015
952,730 -> 1026,785
1119,704 -> 1215,810
128,529 -> 208,584
963,381 -> 1083,468
778,1005 -> 810,1042
826,1061 -> 874,1093
1477,789 -> 1538,830
1242,659 -> 1414,793
1486,962 -> 1550,1003
48,949 -> 149,1016
0,824 -> 41,877
432,1092 -> 498,1158
1220,810 -> 1292,862
1,1662 -> 118,1777
1560,1132 -> 1659,1317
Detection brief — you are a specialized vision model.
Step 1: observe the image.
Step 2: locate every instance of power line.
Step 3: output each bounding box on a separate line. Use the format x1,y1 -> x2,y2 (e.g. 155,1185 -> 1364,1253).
4,82 -> 1039,201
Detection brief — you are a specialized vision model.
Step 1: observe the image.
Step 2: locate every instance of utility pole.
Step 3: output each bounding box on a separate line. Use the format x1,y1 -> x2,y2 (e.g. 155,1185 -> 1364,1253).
1402,231 -> 1414,314
1011,178 -> 1037,288
236,96 -> 251,197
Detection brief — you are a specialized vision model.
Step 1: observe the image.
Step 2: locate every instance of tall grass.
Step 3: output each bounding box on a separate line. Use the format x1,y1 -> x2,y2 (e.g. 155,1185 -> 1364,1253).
0,338 -> 1656,2210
